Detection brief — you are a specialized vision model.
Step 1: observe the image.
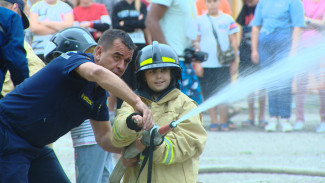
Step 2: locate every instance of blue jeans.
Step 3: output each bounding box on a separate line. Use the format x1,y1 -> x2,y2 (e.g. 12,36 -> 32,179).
258,30 -> 293,118
74,144 -> 113,183
0,122 -> 70,183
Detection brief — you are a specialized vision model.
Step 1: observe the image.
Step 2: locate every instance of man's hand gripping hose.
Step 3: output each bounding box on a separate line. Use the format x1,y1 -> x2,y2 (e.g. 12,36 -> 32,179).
109,121 -> 177,183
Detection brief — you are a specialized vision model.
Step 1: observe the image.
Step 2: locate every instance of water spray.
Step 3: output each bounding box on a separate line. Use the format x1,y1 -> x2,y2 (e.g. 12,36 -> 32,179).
176,41 -> 325,126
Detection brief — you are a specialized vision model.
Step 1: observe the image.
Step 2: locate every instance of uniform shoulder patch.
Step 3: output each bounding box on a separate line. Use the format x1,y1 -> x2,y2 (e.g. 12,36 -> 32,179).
61,51 -> 77,60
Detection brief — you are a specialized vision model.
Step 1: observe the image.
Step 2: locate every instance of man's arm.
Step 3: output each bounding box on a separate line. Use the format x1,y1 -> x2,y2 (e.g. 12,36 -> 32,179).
90,119 -> 122,153
75,62 -> 153,130
229,32 -> 239,76
290,27 -> 303,55
305,13 -> 325,28
42,12 -> 74,32
145,3 -> 168,44
251,26 -> 261,64
29,12 -> 57,35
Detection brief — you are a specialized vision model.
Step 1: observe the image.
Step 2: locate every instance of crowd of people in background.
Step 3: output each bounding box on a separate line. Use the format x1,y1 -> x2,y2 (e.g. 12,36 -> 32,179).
1,0 -> 325,181
8,0 -> 325,134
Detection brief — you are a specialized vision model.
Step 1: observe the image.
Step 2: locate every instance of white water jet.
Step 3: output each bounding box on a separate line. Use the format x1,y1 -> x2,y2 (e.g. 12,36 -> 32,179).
175,38 -> 325,125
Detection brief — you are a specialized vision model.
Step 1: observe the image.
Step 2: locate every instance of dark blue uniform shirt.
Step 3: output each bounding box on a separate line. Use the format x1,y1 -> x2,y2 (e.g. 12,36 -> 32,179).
0,7 -> 29,92
0,52 -> 109,147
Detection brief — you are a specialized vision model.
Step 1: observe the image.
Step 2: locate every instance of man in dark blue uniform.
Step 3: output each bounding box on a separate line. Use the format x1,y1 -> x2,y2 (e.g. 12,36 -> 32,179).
0,0 -> 30,96
0,29 -> 153,183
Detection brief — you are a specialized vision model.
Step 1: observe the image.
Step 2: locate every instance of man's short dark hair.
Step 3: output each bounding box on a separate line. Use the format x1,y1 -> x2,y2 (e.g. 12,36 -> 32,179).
98,29 -> 136,51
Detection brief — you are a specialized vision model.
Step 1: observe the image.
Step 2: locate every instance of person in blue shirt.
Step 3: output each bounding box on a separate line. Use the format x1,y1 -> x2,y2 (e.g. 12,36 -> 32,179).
0,0 -> 30,96
251,0 -> 305,132
0,29 -> 153,183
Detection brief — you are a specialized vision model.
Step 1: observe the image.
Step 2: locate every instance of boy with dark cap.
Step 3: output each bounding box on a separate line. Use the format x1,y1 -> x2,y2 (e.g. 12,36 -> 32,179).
0,0 -> 30,96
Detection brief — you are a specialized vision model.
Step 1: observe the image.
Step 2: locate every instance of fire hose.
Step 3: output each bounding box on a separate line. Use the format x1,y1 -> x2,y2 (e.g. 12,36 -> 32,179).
109,121 -> 178,183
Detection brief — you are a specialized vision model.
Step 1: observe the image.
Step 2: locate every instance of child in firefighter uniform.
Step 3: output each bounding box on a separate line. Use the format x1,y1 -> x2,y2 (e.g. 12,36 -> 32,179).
111,41 -> 207,183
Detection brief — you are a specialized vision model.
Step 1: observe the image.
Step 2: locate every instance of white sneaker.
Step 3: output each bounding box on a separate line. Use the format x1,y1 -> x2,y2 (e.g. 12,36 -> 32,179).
265,122 -> 277,132
293,121 -> 304,131
279,119 -> 293,132
316,122 -> 325,133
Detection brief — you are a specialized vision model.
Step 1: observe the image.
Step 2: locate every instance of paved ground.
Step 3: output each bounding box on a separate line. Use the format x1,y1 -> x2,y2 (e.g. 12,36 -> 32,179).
54,94 -> 325,183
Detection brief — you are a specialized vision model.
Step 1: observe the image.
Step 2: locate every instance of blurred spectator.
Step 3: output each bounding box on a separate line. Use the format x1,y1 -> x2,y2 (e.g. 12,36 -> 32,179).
0,0 -> 30,96
93,0 -> 119,19
73,0 -> 111,42
294,0 -> 325,133
141,0 -> 149,7
196,0 -> 232,16
193,0 -> 239,131
236,0 -> 267,127
1,0 -> 45,95
112,0 -> 151,109
29,0 -> 73,62
62,0 -> 74,8
146,0 -> 203,104
251,0 -> 305,132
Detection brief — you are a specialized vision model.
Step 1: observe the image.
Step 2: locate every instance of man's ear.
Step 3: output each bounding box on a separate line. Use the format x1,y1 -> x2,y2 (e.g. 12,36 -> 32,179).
94,46 -> 102,62
11,3 -> 20,15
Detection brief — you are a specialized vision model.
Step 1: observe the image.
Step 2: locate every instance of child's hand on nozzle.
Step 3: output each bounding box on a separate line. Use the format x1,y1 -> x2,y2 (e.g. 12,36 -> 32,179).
126,113 -> 154,132
133,100 -> 154,130
132,115 -> 144,127
133,114 -> 154,131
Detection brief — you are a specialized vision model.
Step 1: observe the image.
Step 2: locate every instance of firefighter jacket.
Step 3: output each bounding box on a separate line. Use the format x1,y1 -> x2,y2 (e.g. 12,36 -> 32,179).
111,88 -> 207,183
2,41 -> 45,96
